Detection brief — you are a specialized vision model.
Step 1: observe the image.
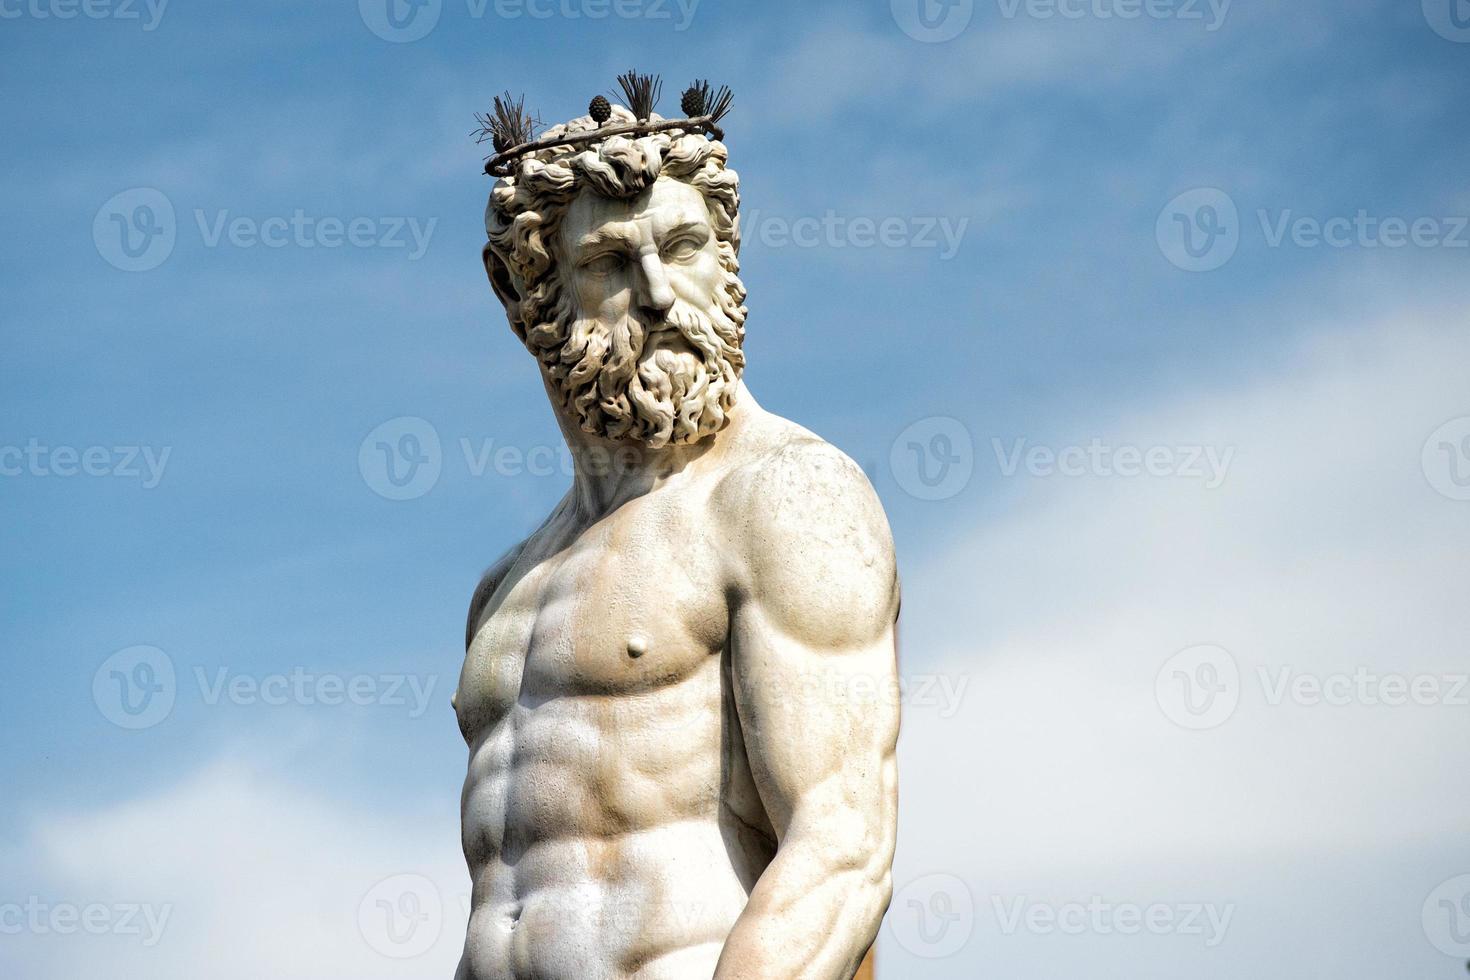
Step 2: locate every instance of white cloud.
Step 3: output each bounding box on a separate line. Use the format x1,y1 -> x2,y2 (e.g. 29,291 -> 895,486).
5,744 -> 468,978
886,307 -> 1470,976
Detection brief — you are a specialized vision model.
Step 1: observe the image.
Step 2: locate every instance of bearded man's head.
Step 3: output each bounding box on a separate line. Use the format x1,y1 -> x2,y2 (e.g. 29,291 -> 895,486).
483,104 -> 747,449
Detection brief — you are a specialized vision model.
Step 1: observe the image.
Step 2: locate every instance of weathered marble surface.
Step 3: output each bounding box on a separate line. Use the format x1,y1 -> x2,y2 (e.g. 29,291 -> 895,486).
456,102 -> 900,980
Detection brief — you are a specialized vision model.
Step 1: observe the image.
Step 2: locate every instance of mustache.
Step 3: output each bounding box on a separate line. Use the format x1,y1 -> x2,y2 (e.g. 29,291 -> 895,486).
593,302 -> 741,382
547,292 -> 746,448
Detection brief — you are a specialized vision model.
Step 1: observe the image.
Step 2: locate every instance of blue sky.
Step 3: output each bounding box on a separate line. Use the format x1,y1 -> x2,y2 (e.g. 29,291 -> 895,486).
3,0 -> 1469,976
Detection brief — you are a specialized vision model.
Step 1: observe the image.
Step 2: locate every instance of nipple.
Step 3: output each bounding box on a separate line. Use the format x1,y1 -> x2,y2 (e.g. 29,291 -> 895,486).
627,635 -> 648,659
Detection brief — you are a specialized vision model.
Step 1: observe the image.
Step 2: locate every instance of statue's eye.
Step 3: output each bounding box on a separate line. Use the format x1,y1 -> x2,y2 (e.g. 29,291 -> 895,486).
581,252 -> 626,277
662,236 -> 704,261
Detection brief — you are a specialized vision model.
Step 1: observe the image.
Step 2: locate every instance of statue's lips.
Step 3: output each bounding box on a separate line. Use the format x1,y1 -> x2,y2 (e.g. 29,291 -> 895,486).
639,326 -> 699,359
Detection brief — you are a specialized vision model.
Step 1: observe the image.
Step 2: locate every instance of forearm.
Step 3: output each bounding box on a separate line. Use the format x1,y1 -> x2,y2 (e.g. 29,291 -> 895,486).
714,832 -> 893,980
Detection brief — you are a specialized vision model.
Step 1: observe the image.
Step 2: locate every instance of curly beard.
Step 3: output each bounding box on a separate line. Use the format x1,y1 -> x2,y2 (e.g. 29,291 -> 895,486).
544,299 -> 745,449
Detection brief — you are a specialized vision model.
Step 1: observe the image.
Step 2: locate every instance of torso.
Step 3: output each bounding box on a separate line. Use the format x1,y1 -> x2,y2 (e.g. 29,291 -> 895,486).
454,424 -> 784,980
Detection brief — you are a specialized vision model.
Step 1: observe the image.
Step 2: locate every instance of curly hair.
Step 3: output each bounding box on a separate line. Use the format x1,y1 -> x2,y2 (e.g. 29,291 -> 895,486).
484,105 -> 748,445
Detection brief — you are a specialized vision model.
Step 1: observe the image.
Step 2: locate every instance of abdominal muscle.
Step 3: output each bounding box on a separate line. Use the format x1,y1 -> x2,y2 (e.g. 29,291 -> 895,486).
458,674 -> 765,980
460,824 -> 749,980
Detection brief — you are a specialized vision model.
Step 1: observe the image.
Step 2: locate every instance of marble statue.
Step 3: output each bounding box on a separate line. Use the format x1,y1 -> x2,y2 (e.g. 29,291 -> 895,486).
455,76 -> 899,980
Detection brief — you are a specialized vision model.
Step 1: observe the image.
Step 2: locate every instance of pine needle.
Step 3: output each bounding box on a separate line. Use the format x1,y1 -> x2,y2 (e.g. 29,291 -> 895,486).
681,79 -> 734,124
614,70 -> 663,121
473,92 -> 540,153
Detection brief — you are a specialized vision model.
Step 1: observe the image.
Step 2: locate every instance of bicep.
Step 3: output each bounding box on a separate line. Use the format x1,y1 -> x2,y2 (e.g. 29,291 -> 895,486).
708,441 -> 901,979
730,604 -> 900,843
725,443 -> 901,841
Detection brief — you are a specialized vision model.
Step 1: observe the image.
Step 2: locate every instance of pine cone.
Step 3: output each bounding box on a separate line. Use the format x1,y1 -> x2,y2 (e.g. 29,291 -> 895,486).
589,95 -> 612,124
681,86 -> 705,118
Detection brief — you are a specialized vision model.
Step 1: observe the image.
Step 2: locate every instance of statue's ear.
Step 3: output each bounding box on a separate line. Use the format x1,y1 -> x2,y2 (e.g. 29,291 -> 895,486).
483,243 -> 519,311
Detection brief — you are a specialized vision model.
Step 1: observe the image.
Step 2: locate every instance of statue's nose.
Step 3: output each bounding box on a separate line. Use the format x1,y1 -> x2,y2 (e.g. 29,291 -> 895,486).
636,246 -> 676,317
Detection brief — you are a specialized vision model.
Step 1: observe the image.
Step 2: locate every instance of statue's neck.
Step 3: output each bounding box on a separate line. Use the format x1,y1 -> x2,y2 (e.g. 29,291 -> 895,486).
544,378 -> 750,519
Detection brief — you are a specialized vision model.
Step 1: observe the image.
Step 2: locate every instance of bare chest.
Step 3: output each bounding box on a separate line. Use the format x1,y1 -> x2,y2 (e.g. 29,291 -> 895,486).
456,497 -> 729,740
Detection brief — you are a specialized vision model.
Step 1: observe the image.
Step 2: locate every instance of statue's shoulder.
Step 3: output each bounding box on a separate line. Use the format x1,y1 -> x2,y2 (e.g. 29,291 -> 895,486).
466,493 -> 583,650
714,403 -> 867,494
465,536 -> 530,651
712,408 -> 899,641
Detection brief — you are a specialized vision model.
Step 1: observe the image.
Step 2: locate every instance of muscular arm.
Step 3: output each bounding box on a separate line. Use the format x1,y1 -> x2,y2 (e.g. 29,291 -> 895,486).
714,440 -> 901,980
465,542 -> 526,651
